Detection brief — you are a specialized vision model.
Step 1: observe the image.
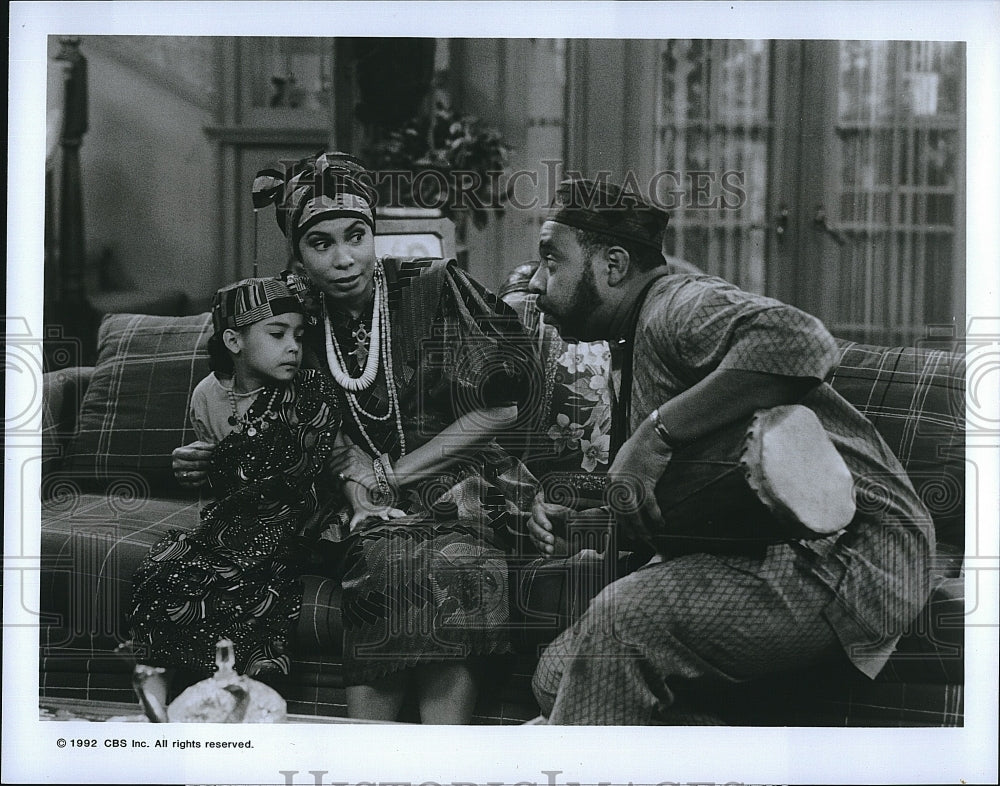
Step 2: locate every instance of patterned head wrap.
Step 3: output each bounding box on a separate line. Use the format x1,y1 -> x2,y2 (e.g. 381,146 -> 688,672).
211,277 -> 304,334
547,179 -> 669,252
251,151 -> 377,256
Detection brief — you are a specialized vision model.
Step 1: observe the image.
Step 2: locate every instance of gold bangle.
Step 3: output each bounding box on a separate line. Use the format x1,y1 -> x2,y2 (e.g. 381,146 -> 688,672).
372,455 -> 402,508
648,407 -> 677,448
371,456 -> 390,495
378,452 -> 399,492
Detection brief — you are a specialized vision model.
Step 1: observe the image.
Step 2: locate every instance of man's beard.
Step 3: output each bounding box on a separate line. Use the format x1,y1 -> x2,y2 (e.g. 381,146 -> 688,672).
540,263 -> 602,342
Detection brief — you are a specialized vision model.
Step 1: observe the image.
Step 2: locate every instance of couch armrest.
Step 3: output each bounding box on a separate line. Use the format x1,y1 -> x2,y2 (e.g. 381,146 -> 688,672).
42,366 -> 94,473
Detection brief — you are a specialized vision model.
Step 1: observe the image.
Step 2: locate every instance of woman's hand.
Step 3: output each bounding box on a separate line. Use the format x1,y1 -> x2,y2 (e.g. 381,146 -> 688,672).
389,405 -> 519,483
172,441 -> 217,488
328,442 -> 405,530
328,442 -> 383,496
348,502 -> 406,532
606,419 -> 673,546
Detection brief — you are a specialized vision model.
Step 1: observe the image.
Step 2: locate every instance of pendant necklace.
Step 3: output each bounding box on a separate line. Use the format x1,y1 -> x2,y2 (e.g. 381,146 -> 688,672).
350,320 -> 370,368
323,268 -> 382,392
227,385 -> 281,436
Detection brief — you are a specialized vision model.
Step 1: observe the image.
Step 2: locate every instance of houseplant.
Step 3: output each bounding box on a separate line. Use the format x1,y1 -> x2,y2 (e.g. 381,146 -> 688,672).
365,105 -> 512,234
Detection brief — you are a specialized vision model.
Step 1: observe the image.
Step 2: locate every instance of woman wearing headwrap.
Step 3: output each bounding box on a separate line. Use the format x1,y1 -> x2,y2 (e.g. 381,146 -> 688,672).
173,152 -> 539,723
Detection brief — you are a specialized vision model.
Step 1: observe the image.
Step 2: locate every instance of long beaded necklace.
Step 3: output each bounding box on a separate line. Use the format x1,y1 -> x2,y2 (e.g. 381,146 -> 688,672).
226,384 -> 281,437
322,262 -> 406,458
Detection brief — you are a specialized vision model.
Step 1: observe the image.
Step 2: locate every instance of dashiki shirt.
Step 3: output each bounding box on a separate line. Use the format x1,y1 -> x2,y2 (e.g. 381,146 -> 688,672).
296,257 -> 540,686
129,370 -> 342,677
624,273 -> 935,678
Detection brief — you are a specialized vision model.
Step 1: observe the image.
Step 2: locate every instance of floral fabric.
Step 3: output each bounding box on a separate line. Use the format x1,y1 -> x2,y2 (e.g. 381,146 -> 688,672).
503,291 -> 612,506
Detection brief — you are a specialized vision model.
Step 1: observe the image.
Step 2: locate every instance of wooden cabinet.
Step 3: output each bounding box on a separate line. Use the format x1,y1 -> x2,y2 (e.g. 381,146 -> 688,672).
205,37 -> 338,281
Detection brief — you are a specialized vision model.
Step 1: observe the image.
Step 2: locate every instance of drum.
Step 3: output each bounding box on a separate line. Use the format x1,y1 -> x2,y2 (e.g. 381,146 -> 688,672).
641,404 -> 856,555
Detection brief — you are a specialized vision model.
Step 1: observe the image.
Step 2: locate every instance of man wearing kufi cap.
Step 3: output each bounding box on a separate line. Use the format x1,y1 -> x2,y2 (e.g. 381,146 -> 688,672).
525,179 -> 934,724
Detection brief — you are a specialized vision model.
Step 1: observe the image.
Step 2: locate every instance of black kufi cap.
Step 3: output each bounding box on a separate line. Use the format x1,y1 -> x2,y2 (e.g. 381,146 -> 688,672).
547,179 -> 669,252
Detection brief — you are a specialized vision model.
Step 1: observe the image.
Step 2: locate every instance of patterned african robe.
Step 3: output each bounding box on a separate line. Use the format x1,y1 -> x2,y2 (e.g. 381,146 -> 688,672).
296,257 -> 541,684
129,370 -> 341,677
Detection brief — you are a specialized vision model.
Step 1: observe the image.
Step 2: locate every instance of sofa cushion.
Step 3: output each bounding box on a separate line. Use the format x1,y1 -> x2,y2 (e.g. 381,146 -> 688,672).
40,492 -> 202,653
295,575 -> 344,656
873,574 -> 964,684
831,341 -> 965,550
62,312 -> 213,495
718,667 -> 965,727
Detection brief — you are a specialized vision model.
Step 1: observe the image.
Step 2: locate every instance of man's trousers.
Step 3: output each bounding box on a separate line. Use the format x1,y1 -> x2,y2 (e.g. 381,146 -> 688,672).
531,544 -> 845,724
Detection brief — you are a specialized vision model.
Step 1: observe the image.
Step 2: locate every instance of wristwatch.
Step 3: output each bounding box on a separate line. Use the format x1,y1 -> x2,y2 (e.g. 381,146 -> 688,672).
648,407 -> 678,448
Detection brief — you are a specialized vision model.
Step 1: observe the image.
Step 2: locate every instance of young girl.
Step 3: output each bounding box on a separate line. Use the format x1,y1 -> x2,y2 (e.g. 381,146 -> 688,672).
129,277 -> 390,705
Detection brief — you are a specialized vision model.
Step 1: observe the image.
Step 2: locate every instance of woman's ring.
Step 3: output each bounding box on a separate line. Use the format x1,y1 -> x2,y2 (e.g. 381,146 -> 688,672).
337,472 -> 347,482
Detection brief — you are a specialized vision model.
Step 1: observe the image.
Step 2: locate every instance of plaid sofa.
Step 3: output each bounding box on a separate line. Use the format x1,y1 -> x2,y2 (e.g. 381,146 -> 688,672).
39,290 -> 965,725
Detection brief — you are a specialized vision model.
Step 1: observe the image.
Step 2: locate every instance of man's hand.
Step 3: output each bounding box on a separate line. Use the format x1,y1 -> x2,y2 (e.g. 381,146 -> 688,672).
606,419 -> 673,546
172,441 -> 217,488
527,491 -> 575,557
528,492 -> 615,557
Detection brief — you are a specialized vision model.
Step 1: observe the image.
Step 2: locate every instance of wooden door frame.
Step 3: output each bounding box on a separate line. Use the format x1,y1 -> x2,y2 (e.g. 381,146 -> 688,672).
564,39 -> 659,185
766,40 -> 809,306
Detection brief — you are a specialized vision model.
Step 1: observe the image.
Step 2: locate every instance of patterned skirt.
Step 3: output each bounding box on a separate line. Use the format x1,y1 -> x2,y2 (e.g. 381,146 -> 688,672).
339,514 -> 511,685
129,525 -> 304,679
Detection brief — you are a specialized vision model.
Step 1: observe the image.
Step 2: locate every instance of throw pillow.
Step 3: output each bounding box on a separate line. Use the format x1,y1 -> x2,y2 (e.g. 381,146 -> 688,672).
63,312 -> 213,494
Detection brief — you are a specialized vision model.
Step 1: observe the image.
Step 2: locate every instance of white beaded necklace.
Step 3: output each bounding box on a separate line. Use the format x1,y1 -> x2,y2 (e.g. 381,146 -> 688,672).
323,262 -> 407,457
323,268 -> 382,392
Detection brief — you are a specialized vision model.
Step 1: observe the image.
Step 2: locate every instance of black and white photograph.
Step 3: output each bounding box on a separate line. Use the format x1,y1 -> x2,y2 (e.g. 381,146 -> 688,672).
5,2 -> 998,785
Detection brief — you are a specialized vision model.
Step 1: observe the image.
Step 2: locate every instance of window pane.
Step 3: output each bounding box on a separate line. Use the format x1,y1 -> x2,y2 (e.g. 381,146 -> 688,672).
832,41 -> 963,343
655,40 -> 772,293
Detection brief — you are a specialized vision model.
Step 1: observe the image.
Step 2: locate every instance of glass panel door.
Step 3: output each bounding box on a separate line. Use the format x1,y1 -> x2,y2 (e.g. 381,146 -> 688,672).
809,40 -> 965,344
653,39 -> 965,346
799,41 -> 965,344
654,40 -> 774,293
